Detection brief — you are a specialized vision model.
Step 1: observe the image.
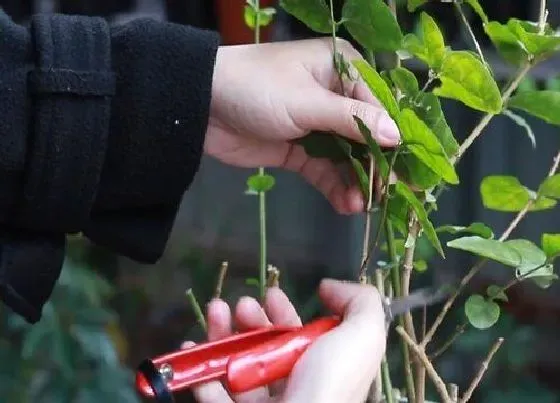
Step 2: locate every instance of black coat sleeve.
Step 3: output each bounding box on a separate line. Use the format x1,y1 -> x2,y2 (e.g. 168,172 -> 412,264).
0,11 -> 220,323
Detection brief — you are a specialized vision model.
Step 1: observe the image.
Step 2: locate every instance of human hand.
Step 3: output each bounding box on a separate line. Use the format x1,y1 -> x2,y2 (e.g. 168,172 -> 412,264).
183,279 -> 387,403
206,38 -> 401,215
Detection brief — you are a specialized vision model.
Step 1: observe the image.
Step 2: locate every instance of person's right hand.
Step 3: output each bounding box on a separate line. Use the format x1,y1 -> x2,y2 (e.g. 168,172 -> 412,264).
183,279 -> 387,403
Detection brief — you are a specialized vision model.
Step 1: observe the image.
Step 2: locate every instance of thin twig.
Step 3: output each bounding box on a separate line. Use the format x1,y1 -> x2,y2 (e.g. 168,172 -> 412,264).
447,384 -> 459,403
386,221 -> 416,403
360,156 -> 376,282
454,1 -> 487,66
214,261 -> 229,299
374,268 -> 395,403
396,326 -> 452,403
422,150 -> 560,348
186,288 -> 207,333
538,0 -> 548,34
429,322 -> 467,360
459,338 -> 504,403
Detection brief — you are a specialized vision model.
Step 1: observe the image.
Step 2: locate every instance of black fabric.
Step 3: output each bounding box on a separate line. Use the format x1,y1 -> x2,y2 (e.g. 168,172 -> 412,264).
0,10 -> 220,323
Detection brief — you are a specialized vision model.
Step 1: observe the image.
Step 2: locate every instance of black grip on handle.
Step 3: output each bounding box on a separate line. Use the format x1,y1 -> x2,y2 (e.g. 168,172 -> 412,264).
137,359 -> 176,403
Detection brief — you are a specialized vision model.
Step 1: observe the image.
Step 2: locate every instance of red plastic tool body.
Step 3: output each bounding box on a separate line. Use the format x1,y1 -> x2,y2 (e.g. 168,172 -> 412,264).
136,316 -> 341,398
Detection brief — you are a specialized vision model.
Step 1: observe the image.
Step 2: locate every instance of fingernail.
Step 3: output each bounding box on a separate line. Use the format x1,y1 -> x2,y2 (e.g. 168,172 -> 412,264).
378,113 -> 400,144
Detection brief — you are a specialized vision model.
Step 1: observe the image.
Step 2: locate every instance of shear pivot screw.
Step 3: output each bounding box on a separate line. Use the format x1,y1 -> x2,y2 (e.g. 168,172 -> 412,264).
159,363 -> 174,382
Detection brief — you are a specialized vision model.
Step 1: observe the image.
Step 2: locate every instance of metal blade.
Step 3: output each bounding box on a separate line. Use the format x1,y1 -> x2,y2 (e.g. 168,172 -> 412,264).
383,285 -> 454,324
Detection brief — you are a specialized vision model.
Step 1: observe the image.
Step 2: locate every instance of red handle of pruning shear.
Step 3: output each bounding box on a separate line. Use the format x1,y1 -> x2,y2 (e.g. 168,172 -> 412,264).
136,316 -> 341,401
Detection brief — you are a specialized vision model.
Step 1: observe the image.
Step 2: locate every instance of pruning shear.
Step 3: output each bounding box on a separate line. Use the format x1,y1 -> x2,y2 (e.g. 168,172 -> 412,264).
135,285 -> 451,403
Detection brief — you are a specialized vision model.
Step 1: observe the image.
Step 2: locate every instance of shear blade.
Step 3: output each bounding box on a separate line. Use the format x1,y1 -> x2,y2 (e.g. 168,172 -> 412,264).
385,285 -> 453,321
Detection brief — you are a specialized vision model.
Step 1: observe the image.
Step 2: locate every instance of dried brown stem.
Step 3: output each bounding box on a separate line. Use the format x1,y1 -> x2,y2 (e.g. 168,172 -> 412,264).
448,384 -> 459,403
459,338 -> 504,403
430,322 -> 467,361
266,265 -> 280,288
396,326 -> 452,403
214,261 -> 229,299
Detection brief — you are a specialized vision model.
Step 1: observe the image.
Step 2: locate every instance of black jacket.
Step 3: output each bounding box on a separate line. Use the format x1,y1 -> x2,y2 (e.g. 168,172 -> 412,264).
0,11 -> 220,323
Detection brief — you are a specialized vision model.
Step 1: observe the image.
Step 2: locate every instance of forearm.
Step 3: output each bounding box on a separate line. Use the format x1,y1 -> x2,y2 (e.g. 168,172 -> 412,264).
0,10 -> 220,323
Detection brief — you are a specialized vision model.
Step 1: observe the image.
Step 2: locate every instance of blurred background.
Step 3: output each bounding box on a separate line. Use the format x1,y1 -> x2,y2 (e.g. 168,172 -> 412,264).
1,0 -> 560,402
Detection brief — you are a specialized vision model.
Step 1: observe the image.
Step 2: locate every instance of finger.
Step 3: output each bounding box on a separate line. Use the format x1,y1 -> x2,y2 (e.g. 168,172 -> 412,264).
232,297 -> 273,403
264,287 -> 302,327
292,87 -> 400,147
206,298 -> 232,341
181,340 -> 196,349
191,300 -> 234,403
264,287 -> 302,395
281,144 -> 364,215
234,296 -> 272,330
282,279 -> 387,403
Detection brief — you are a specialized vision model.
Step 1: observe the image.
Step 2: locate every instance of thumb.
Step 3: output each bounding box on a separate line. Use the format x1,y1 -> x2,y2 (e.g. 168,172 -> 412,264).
298,88 -> 400,147
318,279 -> 386,327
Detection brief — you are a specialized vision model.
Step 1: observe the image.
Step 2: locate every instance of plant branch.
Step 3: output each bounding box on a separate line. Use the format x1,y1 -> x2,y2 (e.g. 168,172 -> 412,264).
214,261 -> 229,299
423,150 -> 560,348
459,337 -> 504,403
396,326 -> 452,403
452,62 -> 532,165
454,1 -> 486,66
538,0 -> 548,34
186,288 -> 207,333
386,220 -> 416,403
374,269 -> 394,403
429,322 -> 467,361
360,156 -> 376,281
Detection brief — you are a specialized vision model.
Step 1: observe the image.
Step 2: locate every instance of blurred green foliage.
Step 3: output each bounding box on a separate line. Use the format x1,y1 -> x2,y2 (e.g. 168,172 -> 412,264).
0,237 -> 139,403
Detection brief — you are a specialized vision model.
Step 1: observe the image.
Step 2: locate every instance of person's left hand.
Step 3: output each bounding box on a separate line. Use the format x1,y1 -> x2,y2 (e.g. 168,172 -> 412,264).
206,38 -> 401,215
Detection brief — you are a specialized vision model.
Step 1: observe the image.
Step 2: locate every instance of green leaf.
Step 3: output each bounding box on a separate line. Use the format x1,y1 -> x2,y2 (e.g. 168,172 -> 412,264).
434,51 -> 502,113
342,0 -> 403,53
414,260 -> 428,272
507,239 -> 557,288
295,132 -> 367,163
484,21 -> 528,66
71,325 -> 119,366
387,191 -> 409,237
485,19 -> 560,66
353,116 -> 389,178
398,108 -> 459,184
437,222 -> 494,239
507,19 -> 560,57
538,174 -> 560,198
394,181 -> 444,257
447,236 -> 521,267
279,0 -> 332,33
481,175 -> 557,212
244,6 -> 276,29
245,278 -> 260,288
247,173 -> 276,193
542,233 -> 560,260
390,67 -> 419,97
502,110 -> 536,148
465,294 -> 500,329
509,91 -> 560,126
486,285 -> 508,302
336,138 -> 370,198
407,0 -> 427,12
480,176 -> 530,212
353,60 -> 400,120
402,12 -> 447,71
465,0 -> 488,24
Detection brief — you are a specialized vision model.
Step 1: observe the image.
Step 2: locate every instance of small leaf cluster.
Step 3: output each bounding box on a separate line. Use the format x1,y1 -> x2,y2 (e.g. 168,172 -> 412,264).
280,0 -> 560,332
